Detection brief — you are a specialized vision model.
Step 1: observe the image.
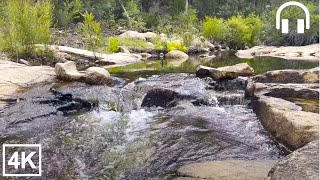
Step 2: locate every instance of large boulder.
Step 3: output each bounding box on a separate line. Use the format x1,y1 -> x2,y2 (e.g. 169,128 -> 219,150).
55,61 -> 111,85
143,32 -> 157,41
196,63 -> 254,81
253,68 -> 319,84
253,96 -> 319,150
84,67 -> 111,85
119,31 -> 157,41
55,61 -> 84,81
165,50 -> 189,61
176,160 -> 277,180
196,65 -> 237,81
189,37 -> 215,52
119,30 -> 146,40
268,140 -> 319,180
218,63 -> 254,76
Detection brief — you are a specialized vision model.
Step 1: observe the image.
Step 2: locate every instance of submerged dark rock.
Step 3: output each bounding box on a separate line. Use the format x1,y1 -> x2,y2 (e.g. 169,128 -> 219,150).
141,88 -> 179,108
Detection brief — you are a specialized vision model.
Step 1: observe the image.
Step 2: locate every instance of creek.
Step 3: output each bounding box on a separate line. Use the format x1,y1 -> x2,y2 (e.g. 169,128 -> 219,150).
0,51 -> 318,179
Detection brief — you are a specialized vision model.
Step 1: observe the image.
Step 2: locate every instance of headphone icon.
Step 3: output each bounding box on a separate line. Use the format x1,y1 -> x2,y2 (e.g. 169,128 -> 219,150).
276,1 -> 310,34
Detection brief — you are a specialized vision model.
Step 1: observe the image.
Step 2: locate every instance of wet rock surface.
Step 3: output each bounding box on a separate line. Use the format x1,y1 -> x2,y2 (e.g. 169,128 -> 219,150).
0,73 -> 284,179
176,160 -> 277,180
253,96 -> 319,150
247,68 -> 319,150
268,140 -> 319,180
196,63 -> 254,81
253,68 -> 319,84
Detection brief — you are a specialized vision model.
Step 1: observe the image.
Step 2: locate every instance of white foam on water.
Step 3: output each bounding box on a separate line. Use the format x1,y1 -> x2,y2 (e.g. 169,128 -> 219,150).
125,109 -> 156,142
91,110 -> 121,124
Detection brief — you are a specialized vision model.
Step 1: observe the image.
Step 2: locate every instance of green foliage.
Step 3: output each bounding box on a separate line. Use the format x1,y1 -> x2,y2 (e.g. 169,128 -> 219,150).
201,16 -> 226,42
166,42 -> 188,52
106,36 -> 149,52
0,0 -> 53,58
182,32 -> 195,47
54,0 -> 84,28
120,0 -> 146,31
223,14 -> 263,49
118,37 -> 148,48
106,37 -> 119,53
151,35 -> 167,50
177,8 -> 199,34
79,12 -> 102,58
225,15 -> 251,49
244,14 -> 264,46
262,1 -> 319,46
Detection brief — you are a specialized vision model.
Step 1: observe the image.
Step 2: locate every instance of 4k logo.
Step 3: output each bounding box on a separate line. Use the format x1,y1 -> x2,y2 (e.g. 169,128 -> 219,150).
3,144 -> 42,176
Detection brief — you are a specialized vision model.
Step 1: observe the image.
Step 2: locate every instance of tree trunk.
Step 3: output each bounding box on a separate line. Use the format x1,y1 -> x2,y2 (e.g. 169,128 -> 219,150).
118,0 -> 132,26
185,0 -> 189,14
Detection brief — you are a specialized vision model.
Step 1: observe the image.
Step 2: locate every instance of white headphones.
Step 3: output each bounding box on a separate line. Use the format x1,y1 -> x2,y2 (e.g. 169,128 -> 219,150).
276,1 -> 310,34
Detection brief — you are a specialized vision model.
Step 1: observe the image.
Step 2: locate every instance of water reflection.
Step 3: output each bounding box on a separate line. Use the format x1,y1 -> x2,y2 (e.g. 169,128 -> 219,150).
108,51 -> 319,81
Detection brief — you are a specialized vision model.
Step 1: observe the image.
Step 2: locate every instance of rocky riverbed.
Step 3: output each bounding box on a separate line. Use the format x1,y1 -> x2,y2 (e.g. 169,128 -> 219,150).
0,46 -> 318,179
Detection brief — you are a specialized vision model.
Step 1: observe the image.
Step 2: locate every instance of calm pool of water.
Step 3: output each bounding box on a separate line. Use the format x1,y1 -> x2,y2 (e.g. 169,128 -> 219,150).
108,51 -> 319,81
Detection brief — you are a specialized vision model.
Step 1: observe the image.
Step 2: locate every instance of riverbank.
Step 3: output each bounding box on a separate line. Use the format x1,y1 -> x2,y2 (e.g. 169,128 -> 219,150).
236,44 -> 320,61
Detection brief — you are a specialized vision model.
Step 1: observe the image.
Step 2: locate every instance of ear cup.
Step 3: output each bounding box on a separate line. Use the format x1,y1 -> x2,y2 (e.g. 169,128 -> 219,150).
297,19 -> 305,34
281,19 -> 289,34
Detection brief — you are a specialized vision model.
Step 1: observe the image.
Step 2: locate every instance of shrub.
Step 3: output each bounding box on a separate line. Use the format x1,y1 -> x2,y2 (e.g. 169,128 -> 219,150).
79,12 -> 102,59
0,0 -> 53,58
118,38 -> 148,49
166,42 -> 187,52
54,0 -> 83,28
106,37 -> 119,53
151,35 -> 167,50
201,16 -> 226,42
177,8 -> 199,35
244,14 -> 264,46
106,36 -> 149,53
225,15 -> 251,49
182,32 -> 194,47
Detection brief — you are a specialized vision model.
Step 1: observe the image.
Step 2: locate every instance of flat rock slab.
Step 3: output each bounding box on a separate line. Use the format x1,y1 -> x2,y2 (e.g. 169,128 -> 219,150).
0,60 -> 55,108
236,44 -> 320,61
176,160 -> 277,180
250,83 -> 319,100
253,68 -> 319,84
49,45 -> 143,68
253,96 -> 319,150
268,140 -> 319,180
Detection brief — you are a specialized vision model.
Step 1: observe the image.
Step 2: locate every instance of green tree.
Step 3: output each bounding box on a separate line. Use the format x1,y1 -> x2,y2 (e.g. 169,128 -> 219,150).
54,0 -> 84,28
79,12 -> 103,59
263,1 -> 319,45
0,0 -> 53,58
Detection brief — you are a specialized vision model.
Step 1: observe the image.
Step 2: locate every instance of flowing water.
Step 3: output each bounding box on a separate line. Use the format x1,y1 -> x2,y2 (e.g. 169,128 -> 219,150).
0,52 -> 318,179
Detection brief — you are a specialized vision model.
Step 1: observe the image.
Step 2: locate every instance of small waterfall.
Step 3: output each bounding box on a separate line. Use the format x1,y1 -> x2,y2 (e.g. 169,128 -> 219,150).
208,96 -> 219,107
